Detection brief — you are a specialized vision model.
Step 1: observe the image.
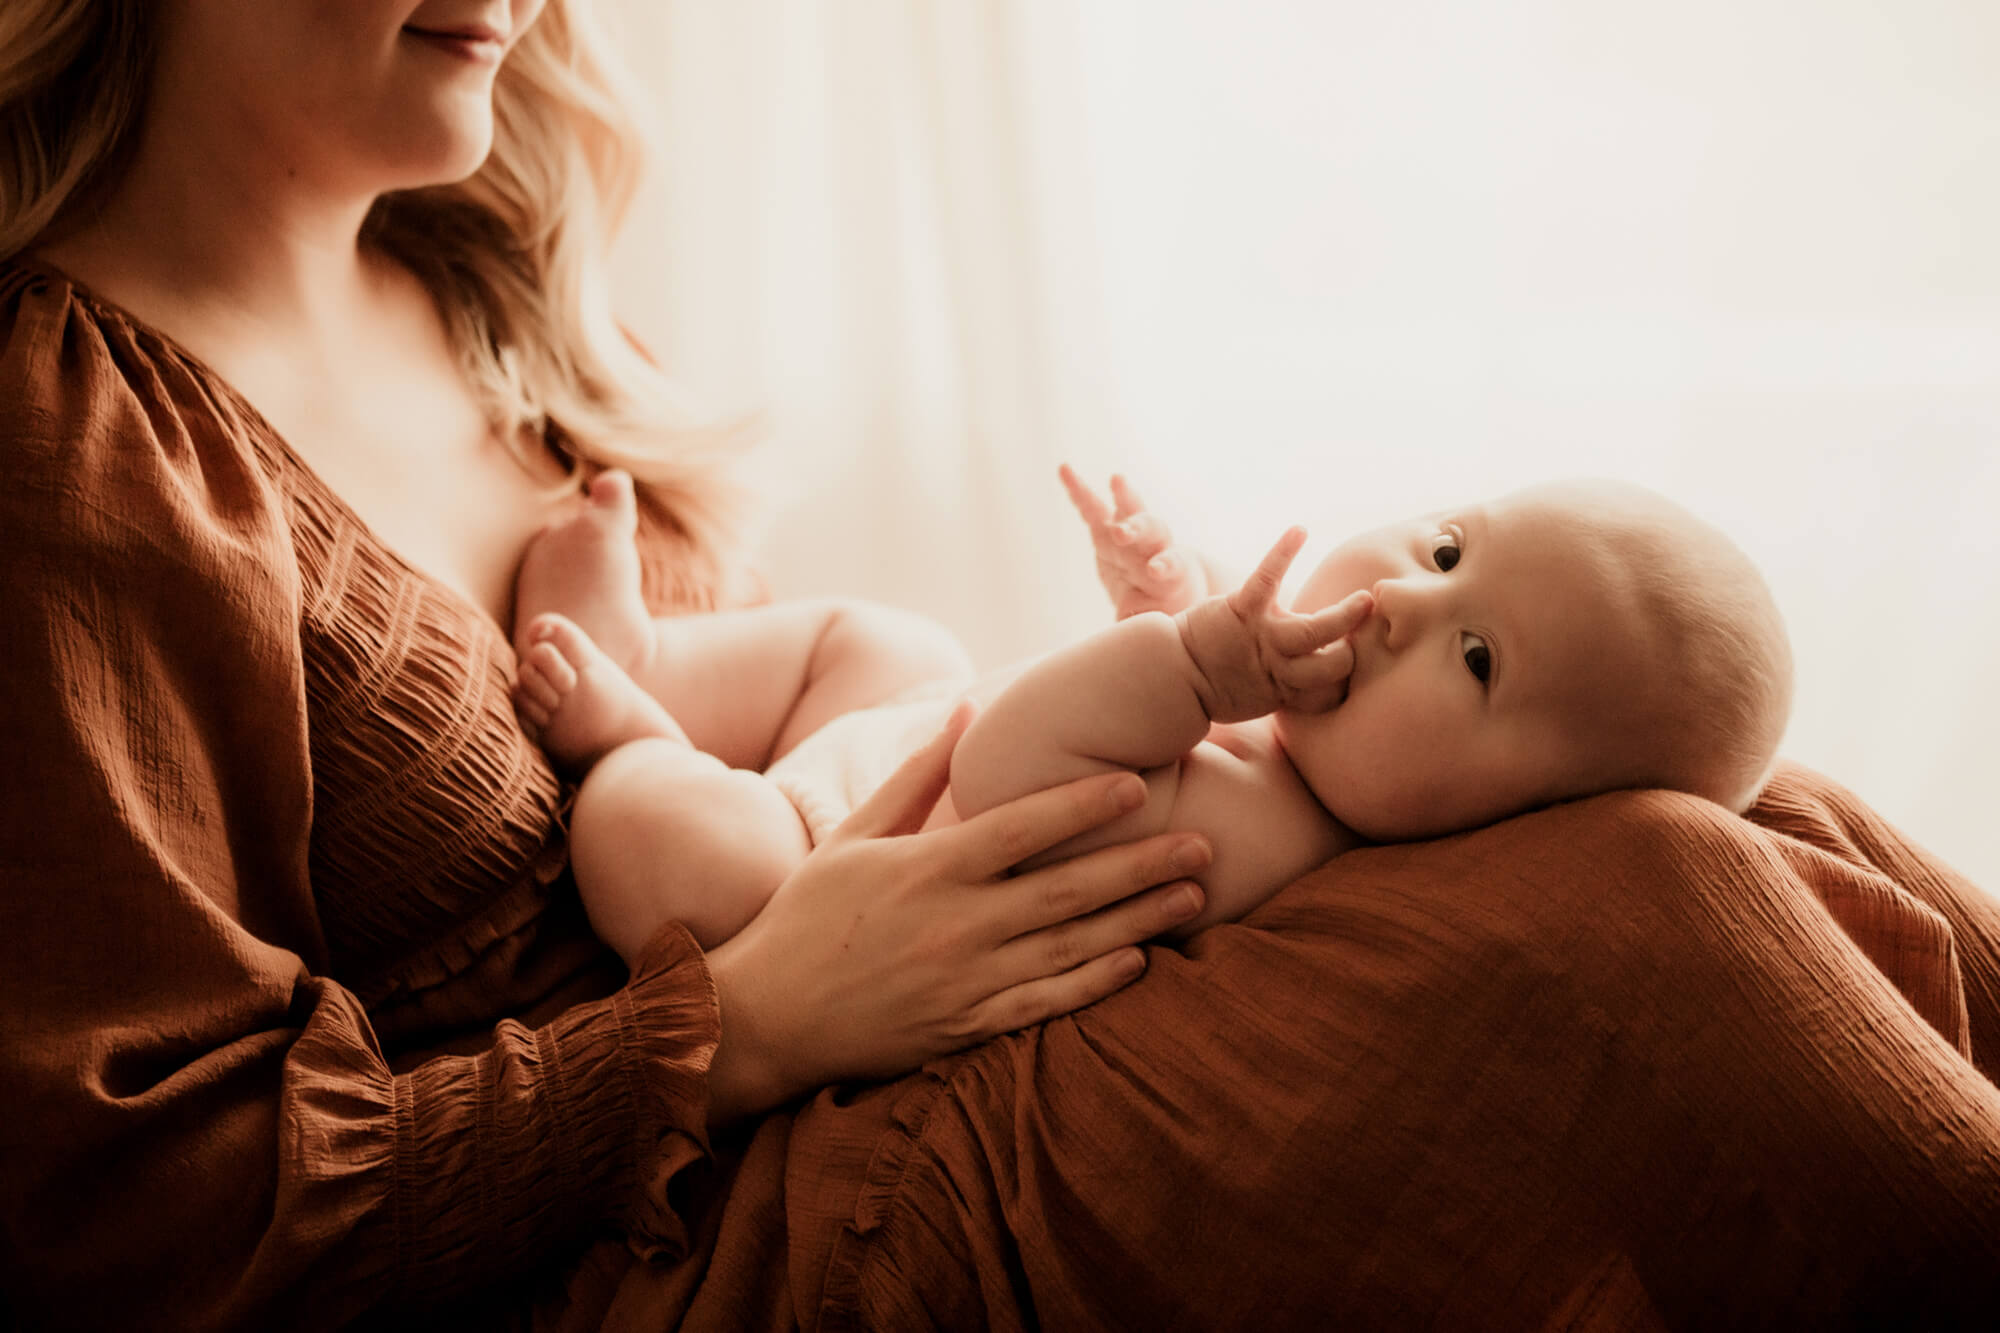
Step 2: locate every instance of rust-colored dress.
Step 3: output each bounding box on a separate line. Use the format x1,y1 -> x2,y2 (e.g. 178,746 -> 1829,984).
0,256 -> 716,1329
6,254 -> 2000,1333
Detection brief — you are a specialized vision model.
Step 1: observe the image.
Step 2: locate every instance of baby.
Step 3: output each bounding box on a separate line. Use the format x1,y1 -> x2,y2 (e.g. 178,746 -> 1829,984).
512,469 -> 1793,959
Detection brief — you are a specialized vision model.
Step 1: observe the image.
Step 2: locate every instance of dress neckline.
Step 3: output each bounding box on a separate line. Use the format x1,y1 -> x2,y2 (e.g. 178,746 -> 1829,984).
9,249 -> 552,652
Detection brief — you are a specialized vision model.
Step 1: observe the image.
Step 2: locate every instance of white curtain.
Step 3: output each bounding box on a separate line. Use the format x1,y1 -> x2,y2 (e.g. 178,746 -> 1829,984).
604,0 -> 1120,670
606,0 -> 2000,890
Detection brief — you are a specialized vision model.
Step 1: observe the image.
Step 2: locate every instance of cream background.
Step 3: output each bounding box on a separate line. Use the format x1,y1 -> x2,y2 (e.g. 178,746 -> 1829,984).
606,1 -> 2000,890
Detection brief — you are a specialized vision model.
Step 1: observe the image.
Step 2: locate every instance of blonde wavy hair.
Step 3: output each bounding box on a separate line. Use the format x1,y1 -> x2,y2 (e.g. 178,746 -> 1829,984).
1,0 -> 743,608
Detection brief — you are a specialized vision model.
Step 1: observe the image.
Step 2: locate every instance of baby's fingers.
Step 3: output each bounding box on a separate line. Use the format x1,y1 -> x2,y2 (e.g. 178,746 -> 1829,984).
1108,473 -> 1150,522
1110,509 -> 1172,553
1271,639 -> 1359,711
1232,527 -> 1308,614
1141,548 -> 1183,584
1268,589 -> 1373,656
1058,464 -> 1115,530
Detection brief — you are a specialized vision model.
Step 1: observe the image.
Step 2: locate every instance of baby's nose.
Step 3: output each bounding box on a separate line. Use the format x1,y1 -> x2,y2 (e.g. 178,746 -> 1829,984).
1368,578 -> 1393,636
1369,576 -> 1427,646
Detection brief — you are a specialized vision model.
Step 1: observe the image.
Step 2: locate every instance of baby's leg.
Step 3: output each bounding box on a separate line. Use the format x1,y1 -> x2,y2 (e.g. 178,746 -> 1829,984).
513,468 -> 971,772
513,469 -> 656,677
514,615 -> 686,771
569,737 -> 812,958
634,599 -> 974,770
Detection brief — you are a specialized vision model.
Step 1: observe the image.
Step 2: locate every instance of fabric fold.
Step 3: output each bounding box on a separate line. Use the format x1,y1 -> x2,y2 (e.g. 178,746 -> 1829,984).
782,766 -> 2000,1331
0,256 -> 727,1331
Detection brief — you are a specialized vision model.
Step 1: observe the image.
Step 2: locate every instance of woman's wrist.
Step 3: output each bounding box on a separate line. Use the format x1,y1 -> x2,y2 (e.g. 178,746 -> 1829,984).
701,929 -> 796,1128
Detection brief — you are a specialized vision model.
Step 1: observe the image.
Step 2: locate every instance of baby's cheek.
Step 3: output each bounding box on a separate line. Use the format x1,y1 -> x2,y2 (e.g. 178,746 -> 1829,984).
1292,699 -> 1462,841
1279,710 -> 1366,818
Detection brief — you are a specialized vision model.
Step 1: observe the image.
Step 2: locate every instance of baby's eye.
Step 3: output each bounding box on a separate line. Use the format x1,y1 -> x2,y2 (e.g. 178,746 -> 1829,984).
1431,531 -> 1462,572
1459,631 -> 1492,684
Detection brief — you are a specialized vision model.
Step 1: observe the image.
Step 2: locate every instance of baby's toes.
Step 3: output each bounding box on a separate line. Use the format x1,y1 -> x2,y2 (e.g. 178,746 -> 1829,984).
520,611 -> 570,648
585,469 -> 639,533
512,667 -> 555,723
523,640 -> 580,700
527,613 -> 605,675
513,689 -> 550,737
512,665 -> 557,729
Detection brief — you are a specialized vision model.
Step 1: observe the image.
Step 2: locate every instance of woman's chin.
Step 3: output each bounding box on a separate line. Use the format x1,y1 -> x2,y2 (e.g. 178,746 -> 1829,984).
376,111 -> 497,191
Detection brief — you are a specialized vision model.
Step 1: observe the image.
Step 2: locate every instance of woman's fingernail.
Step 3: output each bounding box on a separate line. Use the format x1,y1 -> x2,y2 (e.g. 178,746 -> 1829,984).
1117,947 -> 1147,981
1171,839 -> 1210,874
1168,883 -> 1204,918
1106,775 -> 1145,815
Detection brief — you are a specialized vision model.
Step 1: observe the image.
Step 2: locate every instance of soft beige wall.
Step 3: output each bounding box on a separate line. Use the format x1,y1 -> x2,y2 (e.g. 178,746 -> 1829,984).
607,1 -> 2000,890
1067,0 -> 2000,888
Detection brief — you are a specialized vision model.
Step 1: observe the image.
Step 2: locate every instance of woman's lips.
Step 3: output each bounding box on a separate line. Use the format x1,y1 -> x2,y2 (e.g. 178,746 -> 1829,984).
403,26 -> 505,63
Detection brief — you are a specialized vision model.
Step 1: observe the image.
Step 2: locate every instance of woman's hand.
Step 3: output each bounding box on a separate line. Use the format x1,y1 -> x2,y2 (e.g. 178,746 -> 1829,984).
1059,465 -> 1213,619
702,703 -> 1210,1125
1176,527 -> 1374,723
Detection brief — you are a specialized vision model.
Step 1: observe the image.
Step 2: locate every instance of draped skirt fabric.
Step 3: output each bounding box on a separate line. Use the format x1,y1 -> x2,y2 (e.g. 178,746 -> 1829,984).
557,763 -> 2000,1332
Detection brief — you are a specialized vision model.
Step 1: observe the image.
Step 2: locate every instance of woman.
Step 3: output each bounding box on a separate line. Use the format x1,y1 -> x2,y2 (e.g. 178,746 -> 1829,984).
10,4 -> 2000,1331
0,2 -> 1209,1326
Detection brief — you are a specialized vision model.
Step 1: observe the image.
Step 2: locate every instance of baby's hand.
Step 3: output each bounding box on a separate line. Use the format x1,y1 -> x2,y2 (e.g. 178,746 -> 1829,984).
1175,528 -> 1372,724
1059,465 -> 1210,619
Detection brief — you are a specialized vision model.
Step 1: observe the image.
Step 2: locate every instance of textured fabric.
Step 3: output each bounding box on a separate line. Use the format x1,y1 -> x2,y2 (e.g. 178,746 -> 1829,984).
780,765 -> 2000,1331
0,257 -> 722,1331
8,254 -> 2000,1333
545,776 -> 2000,1333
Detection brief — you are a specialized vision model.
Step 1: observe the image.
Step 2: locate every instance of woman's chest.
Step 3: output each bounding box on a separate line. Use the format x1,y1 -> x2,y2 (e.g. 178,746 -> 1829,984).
279,394 -> 575,633
281,469 -> 572,985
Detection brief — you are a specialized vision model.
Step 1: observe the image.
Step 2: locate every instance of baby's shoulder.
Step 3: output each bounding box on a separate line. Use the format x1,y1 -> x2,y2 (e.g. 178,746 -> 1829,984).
1182,721 -> 1324,820
1198,718 -> 1285,764
1170,725 -> 1355,922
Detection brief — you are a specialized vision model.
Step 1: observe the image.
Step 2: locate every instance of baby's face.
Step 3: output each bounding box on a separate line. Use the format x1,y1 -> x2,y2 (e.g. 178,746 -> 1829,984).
1274,489 -> 1669,840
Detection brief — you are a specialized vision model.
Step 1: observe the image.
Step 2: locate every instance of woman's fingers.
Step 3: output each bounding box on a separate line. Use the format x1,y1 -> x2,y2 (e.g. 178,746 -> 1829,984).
995,867 -> 1204,965
940,770 -> 1152,880
835,700 -> 975,839
965,945 -> 1150,1038
978,829 -> 1211,941
970,871 -> 1210,1036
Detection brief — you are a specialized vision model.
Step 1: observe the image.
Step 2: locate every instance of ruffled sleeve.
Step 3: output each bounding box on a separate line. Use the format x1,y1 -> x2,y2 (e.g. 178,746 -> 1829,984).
0,262 -> 720,1330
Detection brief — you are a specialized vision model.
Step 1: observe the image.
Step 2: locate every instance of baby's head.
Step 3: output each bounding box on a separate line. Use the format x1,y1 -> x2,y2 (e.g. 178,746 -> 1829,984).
1275,480 -> 1793,841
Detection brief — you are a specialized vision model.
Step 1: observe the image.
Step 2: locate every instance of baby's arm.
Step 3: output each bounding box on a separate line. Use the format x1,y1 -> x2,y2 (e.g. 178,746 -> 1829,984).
948,612 -> 1216,816
950,530 -> 1370,883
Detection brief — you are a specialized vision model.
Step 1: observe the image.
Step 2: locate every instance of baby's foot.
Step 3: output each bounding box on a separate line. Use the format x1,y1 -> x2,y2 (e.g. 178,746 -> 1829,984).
514,613 -> 689,770
514,469 -> 656,677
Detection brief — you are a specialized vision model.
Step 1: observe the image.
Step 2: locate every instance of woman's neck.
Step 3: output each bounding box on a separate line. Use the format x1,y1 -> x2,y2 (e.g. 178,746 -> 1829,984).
35,106 -> 388,363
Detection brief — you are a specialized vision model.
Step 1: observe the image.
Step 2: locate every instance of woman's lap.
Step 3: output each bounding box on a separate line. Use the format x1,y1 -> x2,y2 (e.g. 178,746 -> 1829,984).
559,765 -> 2000,1331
